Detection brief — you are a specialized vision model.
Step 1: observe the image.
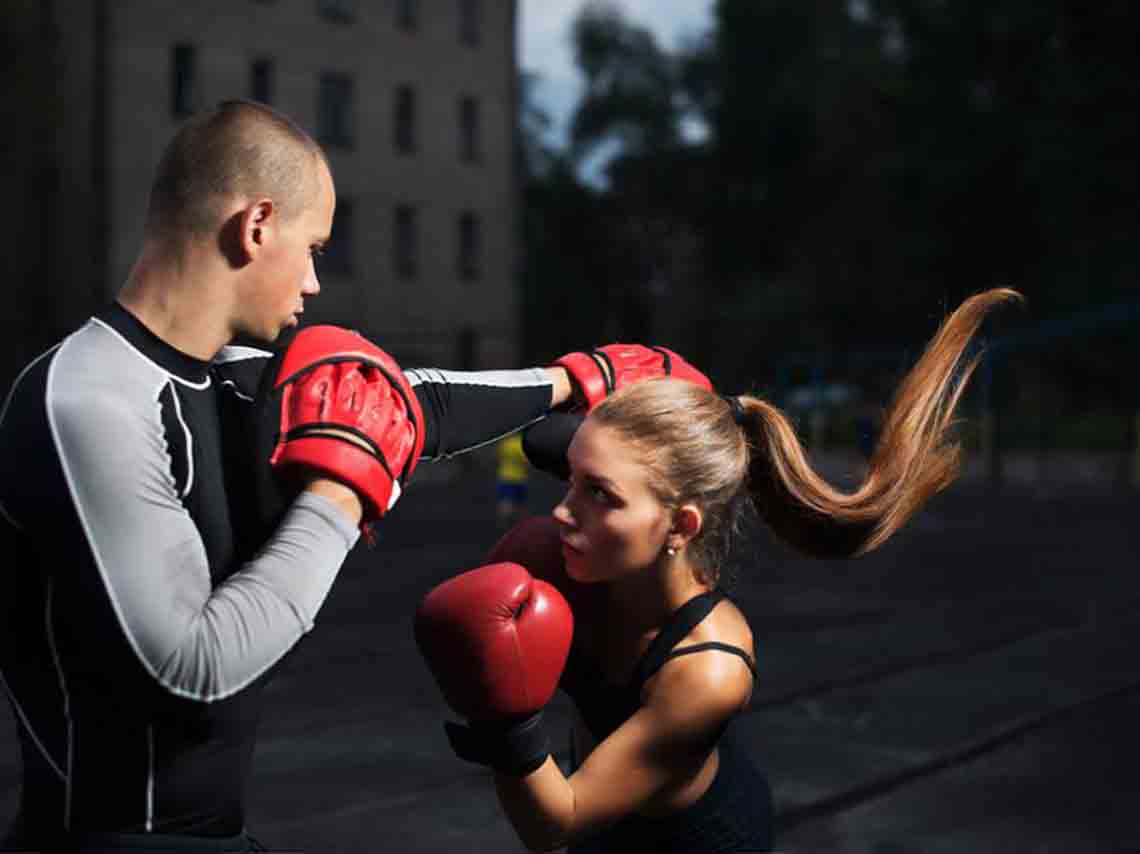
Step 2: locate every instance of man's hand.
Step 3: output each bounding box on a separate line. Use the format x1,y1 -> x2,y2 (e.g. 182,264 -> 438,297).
554,344 -> 712,411
525,344 -> 713,480
269,326 -> 424,524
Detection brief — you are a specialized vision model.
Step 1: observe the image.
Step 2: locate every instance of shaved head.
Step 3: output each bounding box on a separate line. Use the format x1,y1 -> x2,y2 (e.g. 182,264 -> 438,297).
145,100 -> 329,242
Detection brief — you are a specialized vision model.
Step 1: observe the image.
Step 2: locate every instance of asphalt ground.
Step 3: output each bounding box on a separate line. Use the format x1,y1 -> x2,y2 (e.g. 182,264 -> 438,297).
1,456 -> 1137,852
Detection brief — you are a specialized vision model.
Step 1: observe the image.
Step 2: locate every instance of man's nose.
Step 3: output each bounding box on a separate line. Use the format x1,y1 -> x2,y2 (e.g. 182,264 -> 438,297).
303,263 -> 321,296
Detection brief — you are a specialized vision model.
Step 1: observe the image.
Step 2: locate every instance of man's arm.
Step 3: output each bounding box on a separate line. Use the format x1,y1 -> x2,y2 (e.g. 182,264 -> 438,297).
51,388 -> 359,702
408,366 -> 571,460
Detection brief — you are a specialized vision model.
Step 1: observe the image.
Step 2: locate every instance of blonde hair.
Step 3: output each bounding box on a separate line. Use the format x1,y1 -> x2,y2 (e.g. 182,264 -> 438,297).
590,288 -> 1021,583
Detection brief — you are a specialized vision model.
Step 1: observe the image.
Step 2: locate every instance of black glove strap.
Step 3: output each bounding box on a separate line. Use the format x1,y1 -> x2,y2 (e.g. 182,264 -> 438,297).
443,711 -> 551,777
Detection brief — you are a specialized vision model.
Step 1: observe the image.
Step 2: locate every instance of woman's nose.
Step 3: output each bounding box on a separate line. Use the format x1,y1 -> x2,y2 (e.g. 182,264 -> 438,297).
552,497 -> 574,527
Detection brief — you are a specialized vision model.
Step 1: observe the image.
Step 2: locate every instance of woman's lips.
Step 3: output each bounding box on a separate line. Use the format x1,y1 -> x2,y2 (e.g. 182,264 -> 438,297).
561,538 -> 584,557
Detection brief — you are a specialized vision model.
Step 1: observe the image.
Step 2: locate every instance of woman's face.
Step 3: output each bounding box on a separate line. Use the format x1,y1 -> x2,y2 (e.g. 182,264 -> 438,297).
552,420 -> 673,583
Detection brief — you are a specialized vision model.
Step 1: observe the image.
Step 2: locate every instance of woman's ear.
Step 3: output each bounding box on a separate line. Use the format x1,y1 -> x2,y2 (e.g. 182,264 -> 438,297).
669,503 -> 703,550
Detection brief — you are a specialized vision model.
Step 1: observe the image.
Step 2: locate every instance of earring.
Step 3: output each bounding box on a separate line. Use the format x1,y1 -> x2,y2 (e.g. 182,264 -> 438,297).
666,546 -> 677,556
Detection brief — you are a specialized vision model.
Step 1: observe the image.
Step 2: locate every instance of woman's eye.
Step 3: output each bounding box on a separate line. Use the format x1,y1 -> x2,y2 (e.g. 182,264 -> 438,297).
590,485 -> 610,503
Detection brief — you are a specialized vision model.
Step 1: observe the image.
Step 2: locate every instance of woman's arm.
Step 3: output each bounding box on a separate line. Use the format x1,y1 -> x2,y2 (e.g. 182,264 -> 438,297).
492,651 -> 753,851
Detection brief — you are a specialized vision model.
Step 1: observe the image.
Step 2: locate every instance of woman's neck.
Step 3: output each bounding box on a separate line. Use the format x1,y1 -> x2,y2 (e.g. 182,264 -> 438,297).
606,555 -> 710,634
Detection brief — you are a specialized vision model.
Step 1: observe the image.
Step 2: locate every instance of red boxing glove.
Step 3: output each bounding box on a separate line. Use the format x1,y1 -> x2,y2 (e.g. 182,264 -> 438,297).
414,562 -> 573,774
486,515 -> 568,585
554,344 -> 712,411
487,515 -> 600,615
269,326 -> 425,523
415,562 -> 571,720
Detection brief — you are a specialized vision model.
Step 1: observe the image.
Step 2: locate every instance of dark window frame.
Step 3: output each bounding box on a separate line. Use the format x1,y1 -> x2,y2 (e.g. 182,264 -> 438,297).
318,72 -> 355,148
250,58 -> 274,105
396,0 -> 416,31
394,85 -> 417,154
172,43 -> 195,118
320,198 -> 354,276
459,95 -> 480,163
394,204 -> 418,280
459,0 -> 480,46
457,211 -> 480,281
317,0 -> 354,23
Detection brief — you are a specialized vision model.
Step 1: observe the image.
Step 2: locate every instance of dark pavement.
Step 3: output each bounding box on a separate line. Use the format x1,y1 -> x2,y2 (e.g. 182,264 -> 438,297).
2,455 -> 1138,852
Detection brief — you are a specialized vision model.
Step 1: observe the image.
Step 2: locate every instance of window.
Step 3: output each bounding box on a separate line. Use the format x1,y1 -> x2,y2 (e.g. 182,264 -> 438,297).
459,95 -> 480,162
457,211 -> 480,281
396,0 -> 416,31
394,85 -> 416,154
394,205 -> 417,280
318,0 -> 354,22
456,326 -> 478,370
459,0 -> 480,46
320,199 -> 353,275
318,73 -> 354,147
250,59 -> 273,105
172,44 -> 195,117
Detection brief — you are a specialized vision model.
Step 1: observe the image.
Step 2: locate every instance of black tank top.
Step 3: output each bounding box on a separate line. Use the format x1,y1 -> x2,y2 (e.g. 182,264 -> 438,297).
560,590 -> 758,742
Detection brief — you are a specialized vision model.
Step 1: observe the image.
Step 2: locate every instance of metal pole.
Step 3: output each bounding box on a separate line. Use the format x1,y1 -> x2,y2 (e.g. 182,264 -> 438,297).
980,353 -> 1001,485
1132,411 -> 1140,490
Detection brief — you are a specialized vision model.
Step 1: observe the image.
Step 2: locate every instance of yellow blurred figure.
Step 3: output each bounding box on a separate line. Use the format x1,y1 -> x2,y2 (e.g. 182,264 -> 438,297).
495,433 -> 530,527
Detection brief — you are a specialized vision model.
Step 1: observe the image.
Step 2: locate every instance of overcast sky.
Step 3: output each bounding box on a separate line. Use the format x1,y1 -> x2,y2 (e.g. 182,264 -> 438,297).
517,0 -> 716,156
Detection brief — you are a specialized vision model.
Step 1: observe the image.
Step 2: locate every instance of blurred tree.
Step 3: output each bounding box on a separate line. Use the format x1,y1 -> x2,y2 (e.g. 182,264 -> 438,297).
516,70 -> 618,363
518,0 -> 1137,411
569,1 -> 679,158
519,2 -> 712,367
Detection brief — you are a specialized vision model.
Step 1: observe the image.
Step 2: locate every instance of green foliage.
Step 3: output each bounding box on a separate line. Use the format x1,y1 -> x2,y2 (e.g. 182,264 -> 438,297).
517,0 -> 1139,412
569,1 -> 683,159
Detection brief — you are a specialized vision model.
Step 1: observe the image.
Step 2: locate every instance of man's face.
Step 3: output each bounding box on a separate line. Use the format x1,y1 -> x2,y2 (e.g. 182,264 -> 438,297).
237,159 -> 335,342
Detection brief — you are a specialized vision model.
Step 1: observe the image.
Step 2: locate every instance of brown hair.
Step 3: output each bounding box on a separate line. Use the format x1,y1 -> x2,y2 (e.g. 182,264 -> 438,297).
145,99 -> 328,241
590,288 -> 1022,583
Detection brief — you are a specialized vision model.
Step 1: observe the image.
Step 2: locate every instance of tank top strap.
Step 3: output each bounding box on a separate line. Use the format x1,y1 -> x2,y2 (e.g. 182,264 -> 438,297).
657,642 -> 759,681
631,590 -> 725,692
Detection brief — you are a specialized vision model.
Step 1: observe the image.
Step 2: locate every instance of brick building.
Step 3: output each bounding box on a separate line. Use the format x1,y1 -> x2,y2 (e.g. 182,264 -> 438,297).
1,0 -> 519,388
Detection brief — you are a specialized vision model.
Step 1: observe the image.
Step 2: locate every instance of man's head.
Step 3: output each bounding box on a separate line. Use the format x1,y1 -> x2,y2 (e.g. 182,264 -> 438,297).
144,100 -> 336,342
146,99 -> 327,242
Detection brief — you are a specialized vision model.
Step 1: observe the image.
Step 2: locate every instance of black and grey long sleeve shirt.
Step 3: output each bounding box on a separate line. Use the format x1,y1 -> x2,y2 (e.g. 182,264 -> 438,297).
0,302 -> 552,842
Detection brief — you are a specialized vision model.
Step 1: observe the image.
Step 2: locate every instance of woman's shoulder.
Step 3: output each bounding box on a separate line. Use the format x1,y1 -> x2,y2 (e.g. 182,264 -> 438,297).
644,595 -> 756,719
691,595 -> 755,662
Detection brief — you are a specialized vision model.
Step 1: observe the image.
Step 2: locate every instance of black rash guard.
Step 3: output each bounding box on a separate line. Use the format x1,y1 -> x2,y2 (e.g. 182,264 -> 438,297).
0,302 -> 553,844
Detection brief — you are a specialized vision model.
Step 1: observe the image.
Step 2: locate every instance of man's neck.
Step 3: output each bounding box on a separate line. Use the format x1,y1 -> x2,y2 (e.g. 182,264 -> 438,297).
117,241 -> 233,362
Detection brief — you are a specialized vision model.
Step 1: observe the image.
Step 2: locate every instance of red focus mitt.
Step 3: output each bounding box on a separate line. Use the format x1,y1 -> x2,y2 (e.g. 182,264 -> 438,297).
554,344 -> 712,411
269,326 -> 424,523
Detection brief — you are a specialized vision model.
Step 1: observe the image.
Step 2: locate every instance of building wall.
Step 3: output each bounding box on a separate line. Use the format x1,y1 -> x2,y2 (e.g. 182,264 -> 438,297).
1,0 -> 109,389
98,0 -> 517,368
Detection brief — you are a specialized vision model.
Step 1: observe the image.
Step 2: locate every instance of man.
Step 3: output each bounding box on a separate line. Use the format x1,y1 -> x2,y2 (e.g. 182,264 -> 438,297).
0,100 -> 577,853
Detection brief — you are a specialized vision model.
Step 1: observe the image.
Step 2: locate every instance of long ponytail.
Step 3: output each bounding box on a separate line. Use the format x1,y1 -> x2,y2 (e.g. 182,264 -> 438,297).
739,288 -> 1021,558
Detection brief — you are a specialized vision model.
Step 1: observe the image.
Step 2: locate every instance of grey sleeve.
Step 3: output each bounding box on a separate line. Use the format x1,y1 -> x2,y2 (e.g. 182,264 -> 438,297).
51,389 -> 359,703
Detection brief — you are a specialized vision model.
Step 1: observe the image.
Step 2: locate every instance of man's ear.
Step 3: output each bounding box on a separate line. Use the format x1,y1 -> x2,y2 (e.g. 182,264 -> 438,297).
669,503 -> 703,550
239,198 -> 275,260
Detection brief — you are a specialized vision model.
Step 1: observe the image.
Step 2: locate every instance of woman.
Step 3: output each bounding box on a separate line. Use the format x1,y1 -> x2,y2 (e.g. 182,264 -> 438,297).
417,288 -> 1019,853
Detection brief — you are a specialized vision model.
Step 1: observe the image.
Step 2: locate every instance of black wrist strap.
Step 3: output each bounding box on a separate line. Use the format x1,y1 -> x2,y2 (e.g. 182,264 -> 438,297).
443,711 -> 550,777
